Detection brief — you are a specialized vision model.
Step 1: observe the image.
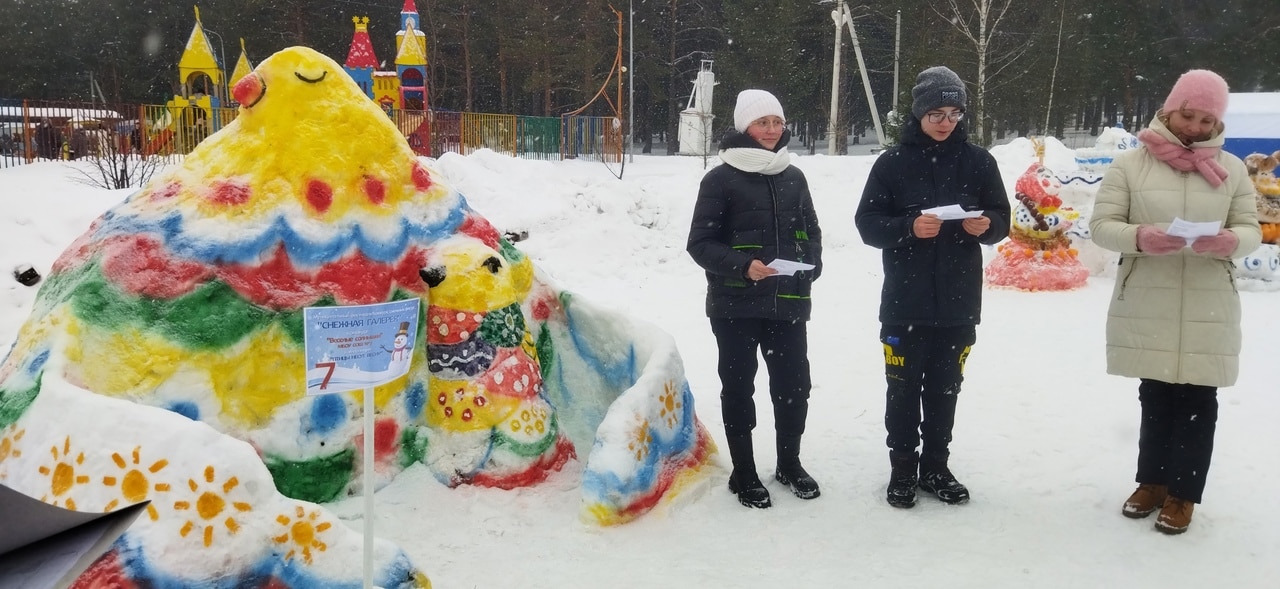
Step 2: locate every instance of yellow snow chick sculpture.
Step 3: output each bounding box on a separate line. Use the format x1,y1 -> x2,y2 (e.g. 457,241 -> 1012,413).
124,44 -> 446,228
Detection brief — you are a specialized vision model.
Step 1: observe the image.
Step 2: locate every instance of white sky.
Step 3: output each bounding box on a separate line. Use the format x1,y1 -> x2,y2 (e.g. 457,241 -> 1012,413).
1,144 -> 1277,588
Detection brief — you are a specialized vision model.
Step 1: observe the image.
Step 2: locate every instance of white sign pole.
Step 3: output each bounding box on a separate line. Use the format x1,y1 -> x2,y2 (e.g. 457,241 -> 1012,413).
301,298 -> 420,589
363,386 -> 375,589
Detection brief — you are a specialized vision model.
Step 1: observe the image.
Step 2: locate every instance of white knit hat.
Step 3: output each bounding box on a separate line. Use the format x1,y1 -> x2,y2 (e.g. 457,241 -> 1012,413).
733,89 -> 785,132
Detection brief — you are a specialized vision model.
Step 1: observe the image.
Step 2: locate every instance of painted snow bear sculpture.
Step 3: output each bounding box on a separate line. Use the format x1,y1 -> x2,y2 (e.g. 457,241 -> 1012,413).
985,162 -> 1090,290
1245,151 -> 1280,243
0,46 -> 713,588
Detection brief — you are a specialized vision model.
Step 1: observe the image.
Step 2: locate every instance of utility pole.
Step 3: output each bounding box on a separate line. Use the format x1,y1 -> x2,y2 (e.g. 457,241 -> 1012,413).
844,9 -> 886,146
892,11 -> 900,114
827,1 -> 845,155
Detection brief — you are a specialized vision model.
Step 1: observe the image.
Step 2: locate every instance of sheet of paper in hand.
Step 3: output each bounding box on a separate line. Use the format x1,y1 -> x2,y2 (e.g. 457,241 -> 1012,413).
1166,217 -> 1223,245
766,259 -> 816,276
922,204 -> 984,221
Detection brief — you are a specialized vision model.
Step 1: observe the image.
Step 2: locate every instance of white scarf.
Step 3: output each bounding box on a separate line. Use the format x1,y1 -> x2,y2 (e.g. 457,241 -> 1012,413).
719,146 -> 791,175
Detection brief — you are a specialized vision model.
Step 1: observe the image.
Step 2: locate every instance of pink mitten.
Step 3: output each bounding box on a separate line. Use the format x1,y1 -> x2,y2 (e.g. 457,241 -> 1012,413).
1136,225 -> 1186,255
1191,230 -> 1239,257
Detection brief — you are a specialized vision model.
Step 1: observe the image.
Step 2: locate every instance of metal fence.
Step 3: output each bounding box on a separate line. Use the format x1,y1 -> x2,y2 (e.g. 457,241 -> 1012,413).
1,99 -> 621,169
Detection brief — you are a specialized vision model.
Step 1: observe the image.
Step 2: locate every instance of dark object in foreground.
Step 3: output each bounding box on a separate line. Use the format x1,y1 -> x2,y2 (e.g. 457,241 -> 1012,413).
504,230 -> 529,243
13,265 -> 40,286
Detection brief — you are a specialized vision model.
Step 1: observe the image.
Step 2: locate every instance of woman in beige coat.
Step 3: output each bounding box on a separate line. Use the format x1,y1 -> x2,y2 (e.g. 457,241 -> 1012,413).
1091,69 -> 1261,535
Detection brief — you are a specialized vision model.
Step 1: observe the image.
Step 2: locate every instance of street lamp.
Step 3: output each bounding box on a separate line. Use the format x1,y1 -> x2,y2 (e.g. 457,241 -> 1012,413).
203,27 -> 229,103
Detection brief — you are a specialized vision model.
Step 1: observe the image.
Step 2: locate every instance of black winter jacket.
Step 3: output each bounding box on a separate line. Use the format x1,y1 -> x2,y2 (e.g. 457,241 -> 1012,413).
854,118 -> 1010,326
687,129 -> 822,321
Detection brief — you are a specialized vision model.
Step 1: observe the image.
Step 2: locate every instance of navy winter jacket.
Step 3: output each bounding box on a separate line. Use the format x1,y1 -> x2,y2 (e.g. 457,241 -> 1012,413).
854,119 -> 1010,326
687,130 -> 822,321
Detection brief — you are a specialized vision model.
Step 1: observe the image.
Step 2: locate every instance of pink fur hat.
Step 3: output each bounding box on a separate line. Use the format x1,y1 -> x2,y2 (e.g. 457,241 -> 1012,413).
1162,69 -> 1229,120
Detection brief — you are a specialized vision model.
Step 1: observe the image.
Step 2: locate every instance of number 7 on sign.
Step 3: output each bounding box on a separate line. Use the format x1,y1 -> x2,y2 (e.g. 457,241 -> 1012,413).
315,362 -> 336,390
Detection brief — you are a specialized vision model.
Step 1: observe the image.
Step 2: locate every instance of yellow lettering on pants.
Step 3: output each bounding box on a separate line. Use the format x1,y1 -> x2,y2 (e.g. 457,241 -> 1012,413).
883,343 -> 905,367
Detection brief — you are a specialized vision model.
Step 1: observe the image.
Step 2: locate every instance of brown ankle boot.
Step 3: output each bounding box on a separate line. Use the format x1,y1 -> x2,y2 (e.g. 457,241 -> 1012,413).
1122,484 -> 1168,519
1154,496 -> 1194,535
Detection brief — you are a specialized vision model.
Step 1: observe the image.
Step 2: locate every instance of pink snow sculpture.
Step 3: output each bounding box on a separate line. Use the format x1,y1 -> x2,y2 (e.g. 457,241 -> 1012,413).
986,162 -> 1089,291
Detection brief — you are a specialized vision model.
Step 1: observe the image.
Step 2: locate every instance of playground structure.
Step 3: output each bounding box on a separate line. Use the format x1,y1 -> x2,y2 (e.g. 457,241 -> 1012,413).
138,7 -> 249,157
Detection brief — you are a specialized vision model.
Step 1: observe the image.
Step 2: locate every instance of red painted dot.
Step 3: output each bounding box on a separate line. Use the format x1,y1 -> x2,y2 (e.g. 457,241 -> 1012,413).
411,163 -> 432,191
474,396 -> 487,407
209,180 -> 251,206
437,393 -> 447,405
150,182 -> 181,201
306,180 -> 333,213
444,406 -> 453,418
461,408 -> 473,421
364,176 -> 387,204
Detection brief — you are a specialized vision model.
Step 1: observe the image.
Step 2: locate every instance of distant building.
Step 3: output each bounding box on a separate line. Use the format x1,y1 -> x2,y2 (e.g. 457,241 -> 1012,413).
343,0 -> 429,112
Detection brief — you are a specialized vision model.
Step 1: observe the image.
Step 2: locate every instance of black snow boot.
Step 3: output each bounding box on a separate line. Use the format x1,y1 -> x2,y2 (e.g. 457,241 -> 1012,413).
775,435 -> 821,499
887,450 -> 919,508
725,434 -> 771,508
919,452 -> 970,505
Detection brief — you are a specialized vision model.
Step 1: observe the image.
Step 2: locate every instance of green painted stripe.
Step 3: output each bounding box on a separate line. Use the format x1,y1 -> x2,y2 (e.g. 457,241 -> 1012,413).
777,294 -> 811,300
732,245 -> 763,250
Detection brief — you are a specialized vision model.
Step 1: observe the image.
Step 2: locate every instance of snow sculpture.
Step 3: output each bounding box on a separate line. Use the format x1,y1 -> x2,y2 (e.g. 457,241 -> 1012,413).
1236,245 -> 1280,287
0,46 -> 713,587
985,162 -> 1089,290
1245,151 -> 1280,244
1072,125 -> 1139,177
1231,152 -> 1280,288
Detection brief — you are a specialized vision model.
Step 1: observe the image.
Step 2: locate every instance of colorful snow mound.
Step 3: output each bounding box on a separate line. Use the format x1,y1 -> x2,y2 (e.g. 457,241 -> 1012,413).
986,162 -> 1089,291
0,46 -> 713,586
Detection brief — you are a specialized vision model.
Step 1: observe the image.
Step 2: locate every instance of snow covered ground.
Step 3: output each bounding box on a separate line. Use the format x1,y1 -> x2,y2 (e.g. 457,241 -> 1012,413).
2,146 -> 1276,588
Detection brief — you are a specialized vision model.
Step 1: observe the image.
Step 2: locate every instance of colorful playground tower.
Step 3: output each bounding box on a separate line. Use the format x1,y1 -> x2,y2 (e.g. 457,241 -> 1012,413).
168,6 -> 254,115
149,6 -> 253,154
344,0 -> 429,111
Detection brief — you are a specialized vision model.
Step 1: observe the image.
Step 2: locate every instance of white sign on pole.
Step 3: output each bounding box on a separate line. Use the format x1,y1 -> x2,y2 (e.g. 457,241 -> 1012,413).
302,297 -> 421,589
303,299 -> 421,395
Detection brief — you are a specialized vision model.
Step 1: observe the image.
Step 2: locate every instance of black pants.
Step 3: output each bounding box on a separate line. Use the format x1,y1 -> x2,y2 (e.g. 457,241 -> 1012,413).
880,324 -> 976,456
709,317 -> 811,438
1136,379 -> 1218,504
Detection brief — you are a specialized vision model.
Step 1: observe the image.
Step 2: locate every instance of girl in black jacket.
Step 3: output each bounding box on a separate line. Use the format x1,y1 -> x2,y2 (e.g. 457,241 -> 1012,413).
855,66 -> 1010,509
687,89 -> 822,509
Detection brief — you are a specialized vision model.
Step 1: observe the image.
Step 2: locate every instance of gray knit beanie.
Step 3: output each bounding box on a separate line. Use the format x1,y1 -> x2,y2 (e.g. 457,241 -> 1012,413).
911,66 -> 967,120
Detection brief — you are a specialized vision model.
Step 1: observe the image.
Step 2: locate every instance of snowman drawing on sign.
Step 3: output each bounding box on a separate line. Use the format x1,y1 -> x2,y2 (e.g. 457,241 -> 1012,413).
383,321 -> 414,363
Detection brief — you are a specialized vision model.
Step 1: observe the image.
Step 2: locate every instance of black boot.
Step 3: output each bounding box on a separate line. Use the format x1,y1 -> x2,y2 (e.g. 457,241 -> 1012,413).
919,452 -> 970,505
887,450 -> 919,508
775,434 -> 820,499
725,434 -> 771,508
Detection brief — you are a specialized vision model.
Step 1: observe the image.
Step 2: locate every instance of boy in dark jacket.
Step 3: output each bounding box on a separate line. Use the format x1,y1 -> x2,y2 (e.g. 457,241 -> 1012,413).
687,89 -> 823,509
854,66 -> 1010,508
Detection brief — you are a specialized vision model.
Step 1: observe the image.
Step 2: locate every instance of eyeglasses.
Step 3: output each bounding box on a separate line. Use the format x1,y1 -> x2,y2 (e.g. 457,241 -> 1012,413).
751,118 -> 786,130
925,111 -> 965,123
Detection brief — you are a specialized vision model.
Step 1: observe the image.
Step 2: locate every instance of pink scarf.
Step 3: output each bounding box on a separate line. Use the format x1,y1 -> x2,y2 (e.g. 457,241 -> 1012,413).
1137,128 -> 1228,187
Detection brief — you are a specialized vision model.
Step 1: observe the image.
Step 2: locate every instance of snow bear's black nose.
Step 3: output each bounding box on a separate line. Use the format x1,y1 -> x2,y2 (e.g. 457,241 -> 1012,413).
419,266 -> 446,288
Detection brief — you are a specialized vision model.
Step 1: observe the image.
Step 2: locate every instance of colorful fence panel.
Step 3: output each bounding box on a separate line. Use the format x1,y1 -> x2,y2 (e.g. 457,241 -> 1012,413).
517,116 -> 563,162
430,110 -> 463,158
1,101 -> 620,169
562,115 -> 623,163
461,113 -> 518,157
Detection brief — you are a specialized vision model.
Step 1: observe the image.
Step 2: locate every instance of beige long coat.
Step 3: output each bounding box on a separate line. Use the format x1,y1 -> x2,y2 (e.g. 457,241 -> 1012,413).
1090,116 -> 1262,387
